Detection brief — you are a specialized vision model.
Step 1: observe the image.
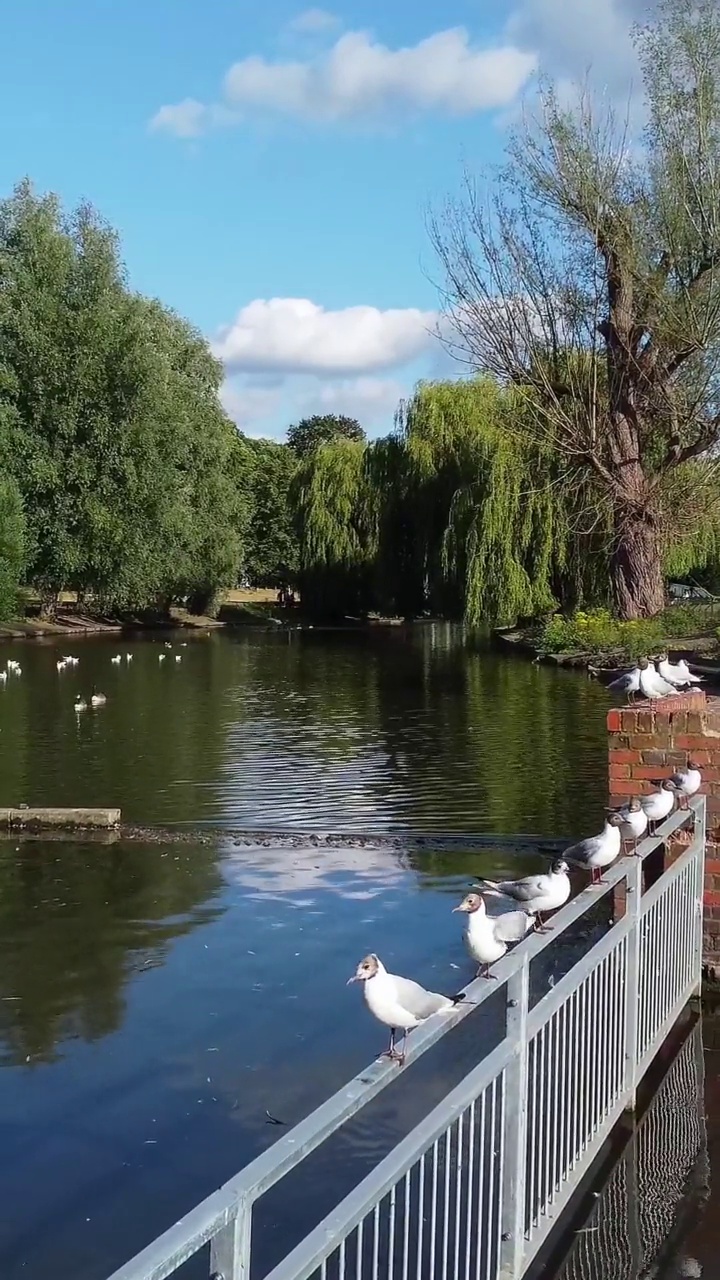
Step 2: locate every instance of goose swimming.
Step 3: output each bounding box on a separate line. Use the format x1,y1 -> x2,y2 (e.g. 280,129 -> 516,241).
453,893 -> 535,977
347,954 -> 464,1063
563,813 -> 624,884
472,860 -> 571,931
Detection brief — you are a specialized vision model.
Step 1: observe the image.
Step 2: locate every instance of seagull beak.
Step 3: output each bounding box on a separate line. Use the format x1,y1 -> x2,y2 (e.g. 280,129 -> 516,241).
346,975 -> 360,984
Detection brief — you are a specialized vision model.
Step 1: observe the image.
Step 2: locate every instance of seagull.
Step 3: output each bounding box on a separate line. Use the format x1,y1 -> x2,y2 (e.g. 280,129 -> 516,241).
111,654 -> 122,665
347,953 -> 464,1064
472,860 -> 571,932
608,796 -> 648,852
639,659 -> 676,699
658,654 -> 703,688
453,893 -> 535,977
175,654 -> 182,663
90,689 -> 107,707
607,664 -> 642,702
0,671 -> 7,684
640,779 -> 677,832
6,659 -> 19,671
662,763 -> 701,810
125,653 -> 133,662
74,696 -> 87,712
56,659 -> 67,671
64,655 -> 79,666
12,666 -> 21,676
158,653 -> 166,662
563,813 -> 624,884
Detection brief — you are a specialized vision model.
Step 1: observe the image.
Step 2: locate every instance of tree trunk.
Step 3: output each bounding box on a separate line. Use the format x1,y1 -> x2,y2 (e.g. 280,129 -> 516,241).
611,512 -> 665,619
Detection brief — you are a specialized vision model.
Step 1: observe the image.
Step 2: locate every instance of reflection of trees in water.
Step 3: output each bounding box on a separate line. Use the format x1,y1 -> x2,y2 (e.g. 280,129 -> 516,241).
0,840 -> 223,1066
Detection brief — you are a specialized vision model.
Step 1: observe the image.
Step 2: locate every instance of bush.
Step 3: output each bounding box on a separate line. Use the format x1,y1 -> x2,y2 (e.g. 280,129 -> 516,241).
540,609 -> 667,661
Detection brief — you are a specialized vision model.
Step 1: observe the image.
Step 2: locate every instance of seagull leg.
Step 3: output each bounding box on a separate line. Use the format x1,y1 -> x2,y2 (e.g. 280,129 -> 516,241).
534,912 -> 552,934
477,964 -> 498,981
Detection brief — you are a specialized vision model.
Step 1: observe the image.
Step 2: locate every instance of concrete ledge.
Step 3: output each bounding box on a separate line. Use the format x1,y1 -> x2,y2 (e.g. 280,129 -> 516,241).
0,807 -> 121,830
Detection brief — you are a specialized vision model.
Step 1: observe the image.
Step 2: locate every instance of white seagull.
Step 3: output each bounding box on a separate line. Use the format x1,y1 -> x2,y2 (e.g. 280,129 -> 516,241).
91,689 -> 107,707
0,671 -> 7,684
158,653 -> 166,662
472,859 -> 571,932
453,893 -> 535,977
74,695 -> 87,712
56,659 -> 67,671
125,653 -> 133,662
175,654 -> 182,663
111,654 -> 122,665
563,813 -> 624,884
663,763 -> 701,810
348,954 -> 464,1064
640,778 -> 677,831
658,654 -> 703,688
639,659 -> 676,699
608,796 -> 648,852
607,664 -> 642,702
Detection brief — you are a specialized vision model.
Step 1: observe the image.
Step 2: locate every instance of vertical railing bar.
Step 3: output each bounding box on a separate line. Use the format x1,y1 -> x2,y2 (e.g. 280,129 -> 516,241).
464,1100 -> 476,1280
441,1127 -> 451,1280
498,959 -> 528,1280
339,1238 -> 346,1280
475,1091 -> 487,1280
536,1025 -> 547,1220
485,1078 -> 498,1280
543,1016 -> 554,1209
494,1076 -> 505,1280
356,1216 -> 364,1280
388,1185 -> 396,1280
550,1009 -> 562,1201
576,979 -> 587,1159
430,1141 -> 439,1280
556,998 -> 568,1191
598,957 -> 608,1125
568,988 -> 578,1174
416,1153 -> 426,1280
320,1257 -> 327,1280
454,1114 -> 464,1280
401,1172 -> 410,1280
527,1033 -> 539,1228
624,855 -> 642,1109
208,1200 -> 252,1280
372,1202 -> 380,1280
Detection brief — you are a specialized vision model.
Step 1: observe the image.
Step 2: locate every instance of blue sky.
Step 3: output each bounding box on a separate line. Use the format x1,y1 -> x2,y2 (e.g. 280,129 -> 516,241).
0,0 -> 645,439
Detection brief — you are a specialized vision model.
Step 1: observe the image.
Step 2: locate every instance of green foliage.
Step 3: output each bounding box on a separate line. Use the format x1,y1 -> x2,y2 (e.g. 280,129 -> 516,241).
0,477 -> 25,620
287,414 -> 365,457
540,602 -> 718,660
292,438 -> 374,617
0,181 -> 246,614
241,438 -> 299,586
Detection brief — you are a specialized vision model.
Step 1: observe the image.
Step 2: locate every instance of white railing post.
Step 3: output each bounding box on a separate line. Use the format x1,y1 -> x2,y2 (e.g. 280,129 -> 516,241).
498,957 -> 530,1280
209,1200 -> 252,1280
624,857 -> 642,1110
693,798 -> 706,995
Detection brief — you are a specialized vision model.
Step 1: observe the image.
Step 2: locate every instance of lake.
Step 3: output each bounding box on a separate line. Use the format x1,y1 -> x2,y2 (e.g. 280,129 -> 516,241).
0,626 -> 616,1279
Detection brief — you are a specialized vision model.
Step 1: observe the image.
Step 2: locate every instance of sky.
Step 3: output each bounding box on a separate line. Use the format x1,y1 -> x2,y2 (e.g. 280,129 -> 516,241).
0,0 -> 651,440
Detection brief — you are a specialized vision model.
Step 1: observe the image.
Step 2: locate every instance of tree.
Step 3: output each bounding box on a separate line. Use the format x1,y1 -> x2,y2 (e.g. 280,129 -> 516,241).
241,438 -> 299,587
286,413 -> 365,457
430,0 -> 720,618
0,478 -> 25,620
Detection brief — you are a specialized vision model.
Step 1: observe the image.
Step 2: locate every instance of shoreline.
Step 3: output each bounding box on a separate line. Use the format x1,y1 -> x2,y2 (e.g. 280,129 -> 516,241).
493,624 -> 720,676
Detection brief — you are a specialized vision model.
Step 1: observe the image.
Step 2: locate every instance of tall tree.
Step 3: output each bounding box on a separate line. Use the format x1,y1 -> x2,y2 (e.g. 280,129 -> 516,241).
286,413 -> 365,457
241,438 -> 299,586
430,0 -> 720,618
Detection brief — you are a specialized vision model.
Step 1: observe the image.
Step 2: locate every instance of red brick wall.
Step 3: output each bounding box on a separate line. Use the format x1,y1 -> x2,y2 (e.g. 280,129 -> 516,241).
607,689 -> 720,968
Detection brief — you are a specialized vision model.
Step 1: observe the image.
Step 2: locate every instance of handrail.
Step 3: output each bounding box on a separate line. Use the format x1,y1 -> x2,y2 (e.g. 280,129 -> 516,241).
104,799 -> 701,1280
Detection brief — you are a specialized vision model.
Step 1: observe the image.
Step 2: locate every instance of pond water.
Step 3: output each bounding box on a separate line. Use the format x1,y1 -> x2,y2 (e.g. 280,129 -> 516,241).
0,626 -> 618,1280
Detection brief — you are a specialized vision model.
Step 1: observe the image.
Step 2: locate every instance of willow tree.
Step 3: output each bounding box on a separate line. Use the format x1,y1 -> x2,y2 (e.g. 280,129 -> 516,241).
431,0 -> 720,618
292,438 -> 375,619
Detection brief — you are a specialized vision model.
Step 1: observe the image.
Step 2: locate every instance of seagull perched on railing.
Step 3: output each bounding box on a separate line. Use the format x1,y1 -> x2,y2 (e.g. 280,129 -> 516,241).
471,860 -> 571,932
347,954 -> 464,1064
608,797 -> 648,853
562,813 -> 624,884
453,893 -> 535,977
658,654 -> 703,688
640,778 -> 677,831
661,762 -> 701,810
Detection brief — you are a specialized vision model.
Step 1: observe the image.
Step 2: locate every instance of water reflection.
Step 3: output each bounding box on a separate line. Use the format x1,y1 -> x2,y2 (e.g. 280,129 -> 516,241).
0,628 -> 611,833
0,841 -> 223,1065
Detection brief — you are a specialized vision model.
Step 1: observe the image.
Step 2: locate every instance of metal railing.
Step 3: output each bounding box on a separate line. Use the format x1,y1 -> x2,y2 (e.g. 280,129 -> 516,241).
106,798 -> 706,1280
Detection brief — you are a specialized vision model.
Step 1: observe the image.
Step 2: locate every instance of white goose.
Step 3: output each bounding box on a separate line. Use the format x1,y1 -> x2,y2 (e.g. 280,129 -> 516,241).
348,954 -> 463,1063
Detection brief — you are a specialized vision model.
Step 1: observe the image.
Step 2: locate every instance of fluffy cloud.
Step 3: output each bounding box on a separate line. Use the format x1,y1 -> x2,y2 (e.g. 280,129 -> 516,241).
150,27 -> 537,135
211,297 -> 436,376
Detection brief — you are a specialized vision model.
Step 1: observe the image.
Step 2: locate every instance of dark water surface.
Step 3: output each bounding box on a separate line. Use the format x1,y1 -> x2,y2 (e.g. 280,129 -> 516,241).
0,627 -> 618,1279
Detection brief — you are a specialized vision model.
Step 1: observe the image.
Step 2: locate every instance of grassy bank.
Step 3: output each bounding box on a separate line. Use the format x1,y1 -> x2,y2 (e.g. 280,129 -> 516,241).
498,605 -> 720,668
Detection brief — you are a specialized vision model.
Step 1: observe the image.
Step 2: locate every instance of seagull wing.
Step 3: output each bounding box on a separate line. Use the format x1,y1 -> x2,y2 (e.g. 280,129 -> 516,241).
607,670 -> 636,692
496,875 -> 548,903
563,835 -> 599,867
388,974 -> 453,1019
493,911 -> 534,943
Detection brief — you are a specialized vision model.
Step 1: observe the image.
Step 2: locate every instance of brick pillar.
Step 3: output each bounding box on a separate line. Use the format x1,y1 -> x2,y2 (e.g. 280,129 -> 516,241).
607,689 -> 720,972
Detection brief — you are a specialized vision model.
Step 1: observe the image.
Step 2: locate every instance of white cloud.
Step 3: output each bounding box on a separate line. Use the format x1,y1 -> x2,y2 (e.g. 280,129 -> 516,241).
221,372 -> 407,437
150,27 -> 537,135
212,297 -> 436,376
287,8 -> 339,35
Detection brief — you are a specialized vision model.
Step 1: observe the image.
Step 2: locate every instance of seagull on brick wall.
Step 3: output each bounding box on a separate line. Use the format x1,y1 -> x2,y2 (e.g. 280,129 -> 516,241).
658,654 -> 704,688
639,659 -> 676,699
607,664 -> 642,702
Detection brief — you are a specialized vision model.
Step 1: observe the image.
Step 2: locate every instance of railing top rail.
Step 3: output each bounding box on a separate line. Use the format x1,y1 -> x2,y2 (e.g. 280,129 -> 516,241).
104,799 -> 702,1280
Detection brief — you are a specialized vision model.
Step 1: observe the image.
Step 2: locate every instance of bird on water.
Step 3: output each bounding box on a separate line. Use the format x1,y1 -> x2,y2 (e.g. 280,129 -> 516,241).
347,953 -> 464,1064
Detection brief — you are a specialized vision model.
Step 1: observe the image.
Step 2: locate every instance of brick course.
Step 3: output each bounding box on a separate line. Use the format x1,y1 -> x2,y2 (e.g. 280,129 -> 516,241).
607,688 -> 720,968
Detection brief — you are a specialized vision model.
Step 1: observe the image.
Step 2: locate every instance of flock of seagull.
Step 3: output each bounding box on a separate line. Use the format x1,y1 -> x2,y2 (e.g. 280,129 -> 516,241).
350,649 -> 705,1065
2,640 -> 188,711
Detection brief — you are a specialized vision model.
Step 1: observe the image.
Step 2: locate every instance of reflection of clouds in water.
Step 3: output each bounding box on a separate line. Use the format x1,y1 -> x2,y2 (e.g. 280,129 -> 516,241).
221,842 -> 408,896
